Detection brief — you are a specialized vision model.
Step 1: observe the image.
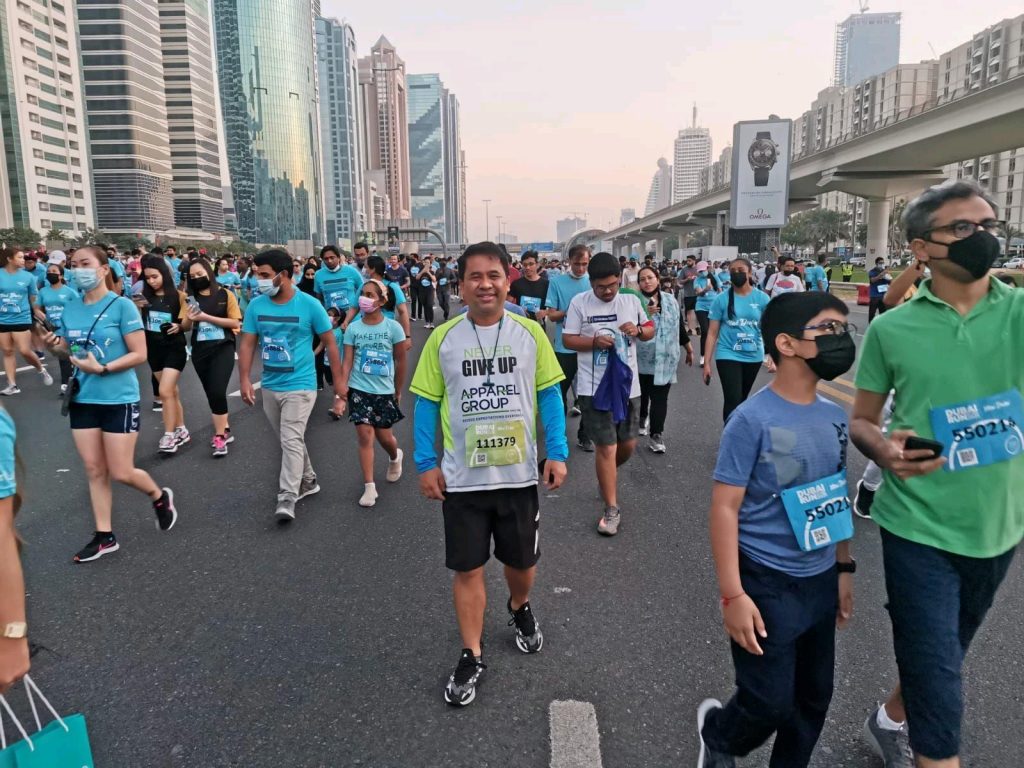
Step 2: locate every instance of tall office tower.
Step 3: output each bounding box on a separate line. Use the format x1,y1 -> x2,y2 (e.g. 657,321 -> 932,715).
214,0 -> 325,245
620,208 -> 635,225
833,11 -> 901,87
407,73 -> 445,233
556,216 -> 586,243
358,36 -> 411,220
672,105 -> 712,204
159,0 -> 223,232
77,0 -> 173,233
443,90 -> 466,245
644,158 -> 672,215
316,16 -> 365,244
0,0 -> 94,236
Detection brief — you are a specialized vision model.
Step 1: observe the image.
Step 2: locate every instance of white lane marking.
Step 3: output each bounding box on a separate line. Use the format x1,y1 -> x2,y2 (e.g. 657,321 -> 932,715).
0,365 -> 37,379
228,382 -> 261,398
550,700 -> 603,768
553,587 -> 572,594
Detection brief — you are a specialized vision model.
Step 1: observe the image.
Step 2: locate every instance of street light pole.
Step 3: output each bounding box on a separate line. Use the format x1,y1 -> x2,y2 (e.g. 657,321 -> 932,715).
482,199 -> 491,241
496,215 -> 504,244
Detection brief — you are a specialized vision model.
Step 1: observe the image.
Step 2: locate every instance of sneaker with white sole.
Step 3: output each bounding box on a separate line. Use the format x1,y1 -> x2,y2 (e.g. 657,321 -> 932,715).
649,433 -> 666,453
386,449 -> 403,482
73,532 -> 119,563
211,434 -> 228,457
158,432 -> 178,453
173,426 -> 190,447
152,400 -> 163,412
696,699 -> 735,767
359,483 -> 378,507
297,476 -> 320,500
444,649 -> 486,707
507,598 -> 543,653
639,418 -> 649,437
597,506 -> 621,536
39,368 -> 53,386
854,479 -> 875,520
152,487 -> 177,531
0,385 -> 19,396
275,497 -> 296,522
863,708 -> 914,768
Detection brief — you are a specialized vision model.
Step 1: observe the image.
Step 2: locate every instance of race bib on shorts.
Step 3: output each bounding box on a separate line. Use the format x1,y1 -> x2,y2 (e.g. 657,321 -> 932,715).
465,421 -> 526,468
930,389 -> 1024,471
780,470 -> 853,552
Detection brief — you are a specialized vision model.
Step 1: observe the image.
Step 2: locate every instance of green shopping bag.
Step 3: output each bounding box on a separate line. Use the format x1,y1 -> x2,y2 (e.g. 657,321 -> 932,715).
0,676 -> 94,768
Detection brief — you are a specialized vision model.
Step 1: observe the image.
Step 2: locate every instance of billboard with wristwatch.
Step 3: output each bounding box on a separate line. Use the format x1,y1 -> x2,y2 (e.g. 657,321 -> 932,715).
729,119 -> 793,230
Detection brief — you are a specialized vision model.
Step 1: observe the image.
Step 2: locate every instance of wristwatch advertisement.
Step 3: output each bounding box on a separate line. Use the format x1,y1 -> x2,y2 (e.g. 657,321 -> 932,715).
747,131 -> 779,187
729,118 -> 793,230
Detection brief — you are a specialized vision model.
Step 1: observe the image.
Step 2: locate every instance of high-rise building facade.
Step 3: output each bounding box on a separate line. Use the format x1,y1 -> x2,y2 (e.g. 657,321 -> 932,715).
159,0 -> 222,232
407,73 -> 445,233
644,158 -> 672,215
442,91 -> 466,245
556,216 -> 586,243
672,127 -> 712,203
358,37 -> 411,222
0,0 -> 94,236
316,17 -> 365,244
214,0 -> 325,245
833,12 -> 901,87
620,208 -> 635,225
77,0 -> 173,233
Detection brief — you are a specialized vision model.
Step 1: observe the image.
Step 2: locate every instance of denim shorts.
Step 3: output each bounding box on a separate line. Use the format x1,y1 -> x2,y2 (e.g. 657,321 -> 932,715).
880,527 -> 1017,760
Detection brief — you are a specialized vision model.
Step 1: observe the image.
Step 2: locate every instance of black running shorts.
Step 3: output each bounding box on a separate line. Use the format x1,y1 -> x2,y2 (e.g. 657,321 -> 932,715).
442,485 -> 540,572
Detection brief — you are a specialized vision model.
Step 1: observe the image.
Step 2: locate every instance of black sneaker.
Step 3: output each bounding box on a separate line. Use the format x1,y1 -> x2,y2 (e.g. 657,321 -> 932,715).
507,598 -> 544,653
576,438 -> 595,452
854,480 -> 874,519
153,487 -> 177,531
152,400 -> 163,412
73,532 -> 119,563
443,649 -> 486,707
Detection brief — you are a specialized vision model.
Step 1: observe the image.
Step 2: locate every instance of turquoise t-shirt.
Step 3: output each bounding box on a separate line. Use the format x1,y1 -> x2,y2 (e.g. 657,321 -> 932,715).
382,280 -> 406,321
38,283 -> 79,333
26,263 -> 47,289
806,265 -> 828,291
167,257 -> 182,276
0,407 -> 14,499
709,288 -> 771,363
62,292 -> 144,404
344,317 -> 405,396
545,271 -> 591,354
314,264 -> 364,311
0,269 -> 38,325
694,275 -> 719,313
216,271 -> 241,290
242,291 -> 332,392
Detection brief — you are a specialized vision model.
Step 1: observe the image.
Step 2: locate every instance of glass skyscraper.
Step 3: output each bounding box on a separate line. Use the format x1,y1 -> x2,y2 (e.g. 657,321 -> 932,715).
833,12 -> 901,87
407,74 -> 445,234
213,0 -> 324,245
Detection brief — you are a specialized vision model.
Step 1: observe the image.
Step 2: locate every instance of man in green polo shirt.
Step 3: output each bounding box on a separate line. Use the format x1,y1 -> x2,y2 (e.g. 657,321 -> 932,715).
851,180 -> 1022,768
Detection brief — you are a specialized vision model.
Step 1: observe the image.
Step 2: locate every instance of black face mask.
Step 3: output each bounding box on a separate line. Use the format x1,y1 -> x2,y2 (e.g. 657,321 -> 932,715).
189,275 -> 210,292
45,273 -> 61,285
730,272 -> 748,288
936,229 -> 1001,281
802,332 -> 856,381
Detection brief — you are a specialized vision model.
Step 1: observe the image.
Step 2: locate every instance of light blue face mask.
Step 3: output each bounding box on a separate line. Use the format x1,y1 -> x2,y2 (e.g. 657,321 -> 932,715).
257,277 -> 280,297
72,268 -> 102,291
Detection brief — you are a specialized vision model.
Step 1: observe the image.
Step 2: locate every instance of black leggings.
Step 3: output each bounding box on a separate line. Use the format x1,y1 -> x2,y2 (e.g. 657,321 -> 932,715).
638,373 -> 671,435
716,359 -> 761,422
437,289 -> 450,320
421,287 -> 435,324
191,343 -> 234,415
696,310 -> 710,357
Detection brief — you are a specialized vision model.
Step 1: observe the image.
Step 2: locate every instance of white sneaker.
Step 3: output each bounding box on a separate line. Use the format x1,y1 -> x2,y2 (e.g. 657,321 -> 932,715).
638,418 -> 649,437
158,432 -> 178,453
39,368 -> 53,386
700,355 -> 706,366
0,384 -> 19,396
173,426 -> 191,446
359,483 -> 378,508
386,448 -> 403,483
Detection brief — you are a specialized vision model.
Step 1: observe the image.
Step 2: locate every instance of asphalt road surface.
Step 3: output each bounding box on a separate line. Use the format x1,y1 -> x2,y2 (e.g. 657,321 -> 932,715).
5,299 -> 1022,767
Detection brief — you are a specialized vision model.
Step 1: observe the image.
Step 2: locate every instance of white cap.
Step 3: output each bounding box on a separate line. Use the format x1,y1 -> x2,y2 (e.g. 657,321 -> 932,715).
47,250 -> 67,265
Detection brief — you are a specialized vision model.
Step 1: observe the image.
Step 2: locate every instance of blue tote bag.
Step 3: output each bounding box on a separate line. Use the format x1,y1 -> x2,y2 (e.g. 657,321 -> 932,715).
592,346 -> 633,424
0,675 -> 94,768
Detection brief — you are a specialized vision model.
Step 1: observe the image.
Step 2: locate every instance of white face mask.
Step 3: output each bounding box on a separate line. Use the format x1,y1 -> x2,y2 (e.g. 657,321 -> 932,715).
257,277 -> 280,297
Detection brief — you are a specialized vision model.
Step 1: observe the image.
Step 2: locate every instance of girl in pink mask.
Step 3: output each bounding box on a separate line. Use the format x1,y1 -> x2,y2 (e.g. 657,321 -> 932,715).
335,281 -> 408,507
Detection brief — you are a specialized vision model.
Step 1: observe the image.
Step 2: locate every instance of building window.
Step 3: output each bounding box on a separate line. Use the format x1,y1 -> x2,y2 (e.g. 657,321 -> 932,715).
30,130 -> 42,140
28,113 -> 39,123
38,202 -> 49,211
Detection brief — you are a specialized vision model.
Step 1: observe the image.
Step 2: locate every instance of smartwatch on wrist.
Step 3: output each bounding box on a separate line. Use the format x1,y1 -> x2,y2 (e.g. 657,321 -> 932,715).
837,558 -> 857,574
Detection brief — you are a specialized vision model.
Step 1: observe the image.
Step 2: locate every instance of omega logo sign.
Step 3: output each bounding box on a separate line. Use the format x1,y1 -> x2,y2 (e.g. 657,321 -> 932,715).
748,208 -> 772,221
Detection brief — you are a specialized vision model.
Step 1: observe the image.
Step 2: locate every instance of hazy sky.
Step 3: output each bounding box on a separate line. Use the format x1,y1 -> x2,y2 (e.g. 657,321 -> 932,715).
324,1 -> 1023,242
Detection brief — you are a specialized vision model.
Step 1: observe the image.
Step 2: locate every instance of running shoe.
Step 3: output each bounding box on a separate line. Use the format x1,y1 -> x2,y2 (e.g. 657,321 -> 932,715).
696,699 -> 736,767
507,598 -> 543,654
59,383 -> 67,394
569,405 -> 581,417
863,708 -> 914,768
359,484 -> 378,508
73,532 -> 119,564
700,355 -> 706,366
211,434 -> 228,458
386,448 -> 404,482
0,385 -> 20,396
224,427 -> 234,444
152,400 -> 163,412
854,480 -> 874,520
298,476 -> 320,500
39,368 -> 53,386
275,497 -> 296,522
597,506 -> 621,536
649,434 -> 666,453
639,418 -> 649,437
173,426 -> 191,447
576,438 -> 595,453
443,649 -> 486,707
152,487 -> 177,531
158,432 -> 178,453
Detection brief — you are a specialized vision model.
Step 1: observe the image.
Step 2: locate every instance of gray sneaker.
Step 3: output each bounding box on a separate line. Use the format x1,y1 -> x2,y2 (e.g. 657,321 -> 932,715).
297,476 -> 320,500
275,497 -> 296,523
863,709 -> 914,768
597,506 -> 621,536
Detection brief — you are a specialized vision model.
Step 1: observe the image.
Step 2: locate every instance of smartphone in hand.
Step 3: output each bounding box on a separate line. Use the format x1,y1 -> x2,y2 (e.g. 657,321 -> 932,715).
904,435 -> 944,459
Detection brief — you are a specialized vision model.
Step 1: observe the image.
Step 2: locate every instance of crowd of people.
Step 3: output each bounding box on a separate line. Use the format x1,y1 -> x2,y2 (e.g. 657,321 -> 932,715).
0,179 -> 1019,768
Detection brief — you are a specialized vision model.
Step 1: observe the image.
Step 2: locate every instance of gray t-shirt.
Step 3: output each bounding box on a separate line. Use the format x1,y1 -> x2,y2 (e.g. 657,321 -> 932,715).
680,266 -> 697,298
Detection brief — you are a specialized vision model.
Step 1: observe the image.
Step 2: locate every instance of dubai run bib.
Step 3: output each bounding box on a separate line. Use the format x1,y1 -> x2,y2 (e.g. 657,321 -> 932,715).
780,469 -> 854,552
930,389 -> 1024,471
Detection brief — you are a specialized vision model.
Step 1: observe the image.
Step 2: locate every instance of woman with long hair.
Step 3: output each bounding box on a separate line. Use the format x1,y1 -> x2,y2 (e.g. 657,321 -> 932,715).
137,255 -> 190,453
43,245 -> 178,562
38,261 -> 78,392
693,260 -> 720,366
181,259 -> 241,457
0,247 -> 52,395
636,266 -> 692,453
702,257 -> 774,422
214,256 -> 241,295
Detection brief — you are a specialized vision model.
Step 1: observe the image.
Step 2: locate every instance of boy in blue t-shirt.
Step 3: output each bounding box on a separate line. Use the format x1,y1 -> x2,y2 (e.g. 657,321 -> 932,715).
697,291 -> 857,768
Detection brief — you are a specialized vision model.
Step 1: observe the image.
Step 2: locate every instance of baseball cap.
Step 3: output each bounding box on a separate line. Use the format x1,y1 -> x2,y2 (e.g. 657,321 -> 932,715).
47,250 -> 67,265
696,260 -> 709,271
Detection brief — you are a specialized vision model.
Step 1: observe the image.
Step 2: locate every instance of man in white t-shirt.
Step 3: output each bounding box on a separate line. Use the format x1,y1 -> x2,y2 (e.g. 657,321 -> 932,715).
765,255 -> 806,297
563,252 -> 654,537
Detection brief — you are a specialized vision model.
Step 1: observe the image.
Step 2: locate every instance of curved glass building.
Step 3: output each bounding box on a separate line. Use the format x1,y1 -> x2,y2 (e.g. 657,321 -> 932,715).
213,0 -> 324,245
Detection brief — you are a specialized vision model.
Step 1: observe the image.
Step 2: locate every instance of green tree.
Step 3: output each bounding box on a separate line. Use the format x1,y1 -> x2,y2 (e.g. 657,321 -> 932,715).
855,222 -> 867,247
781,213 -> 815,248
687,229 -> 710,247
0,227 -> 42,248
44,228 -> 67,244
661,235 -> 679,256
69,227 -> 107,247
